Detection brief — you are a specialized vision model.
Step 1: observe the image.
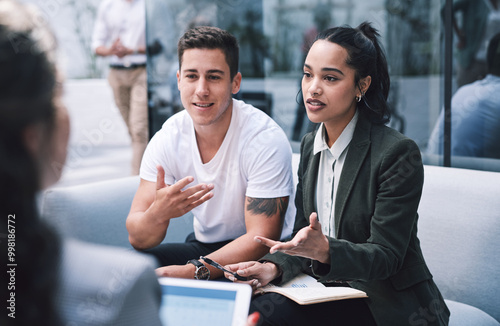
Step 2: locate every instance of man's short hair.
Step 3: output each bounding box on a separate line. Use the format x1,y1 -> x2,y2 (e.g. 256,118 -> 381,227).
177,26 -> 239,80
487,32 -> 500,76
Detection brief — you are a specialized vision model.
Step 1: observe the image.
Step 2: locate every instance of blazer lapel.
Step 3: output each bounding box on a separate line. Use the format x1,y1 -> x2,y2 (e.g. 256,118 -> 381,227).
303,149 -> 320,217
334,113 -> 371,236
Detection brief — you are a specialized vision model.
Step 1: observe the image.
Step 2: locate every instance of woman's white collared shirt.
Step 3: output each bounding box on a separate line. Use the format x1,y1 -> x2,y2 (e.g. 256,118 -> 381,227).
313,111 -> 358,238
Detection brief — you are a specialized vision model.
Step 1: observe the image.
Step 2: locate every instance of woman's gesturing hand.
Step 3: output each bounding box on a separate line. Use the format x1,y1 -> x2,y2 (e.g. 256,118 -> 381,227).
255,212 -> 331,264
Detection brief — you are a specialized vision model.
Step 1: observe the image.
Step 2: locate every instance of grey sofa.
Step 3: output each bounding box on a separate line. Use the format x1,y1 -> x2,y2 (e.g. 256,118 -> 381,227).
40,154 -> 500,325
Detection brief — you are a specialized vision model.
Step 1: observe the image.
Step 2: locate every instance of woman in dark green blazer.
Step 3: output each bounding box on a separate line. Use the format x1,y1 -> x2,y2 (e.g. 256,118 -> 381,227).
225,22 -> 450,326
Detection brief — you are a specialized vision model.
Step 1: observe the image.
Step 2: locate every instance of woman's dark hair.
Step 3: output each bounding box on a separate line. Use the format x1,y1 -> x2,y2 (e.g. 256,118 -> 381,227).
178,26 -> 239,80
315,21 -> 391,124
0,3 -> 62,325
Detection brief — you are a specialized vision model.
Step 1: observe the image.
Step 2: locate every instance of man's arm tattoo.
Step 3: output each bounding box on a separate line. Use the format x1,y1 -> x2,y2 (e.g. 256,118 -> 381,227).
247,197 -> 289,219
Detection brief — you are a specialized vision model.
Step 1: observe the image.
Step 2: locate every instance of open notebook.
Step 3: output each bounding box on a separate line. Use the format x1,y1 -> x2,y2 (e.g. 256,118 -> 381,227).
158,277 -> 252,326
256,273 -> 367,305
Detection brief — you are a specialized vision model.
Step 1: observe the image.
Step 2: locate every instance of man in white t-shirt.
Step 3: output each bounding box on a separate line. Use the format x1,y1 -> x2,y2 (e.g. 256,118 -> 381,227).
126,26 -> 295,280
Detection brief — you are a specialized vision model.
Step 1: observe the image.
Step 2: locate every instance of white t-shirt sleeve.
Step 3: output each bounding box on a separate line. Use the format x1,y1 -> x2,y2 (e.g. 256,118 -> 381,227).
243,127 -> 294,199
139,131 -> 176,185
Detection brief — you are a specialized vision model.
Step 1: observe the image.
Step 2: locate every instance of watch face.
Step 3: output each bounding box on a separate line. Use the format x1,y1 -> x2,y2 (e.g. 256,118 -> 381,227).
195,266 -> 210,280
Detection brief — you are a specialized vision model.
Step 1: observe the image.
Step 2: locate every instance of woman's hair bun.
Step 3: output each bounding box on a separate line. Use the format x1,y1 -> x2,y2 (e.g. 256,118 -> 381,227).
357,21 -> 380,42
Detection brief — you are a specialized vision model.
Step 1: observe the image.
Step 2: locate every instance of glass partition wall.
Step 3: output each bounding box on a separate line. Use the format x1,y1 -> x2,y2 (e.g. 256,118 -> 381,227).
145,0 -> 500,172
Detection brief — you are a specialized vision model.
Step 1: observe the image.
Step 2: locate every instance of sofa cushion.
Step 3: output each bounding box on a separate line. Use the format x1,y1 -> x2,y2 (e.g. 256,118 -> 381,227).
445,300 -> 500,326
418,165 -> 500,322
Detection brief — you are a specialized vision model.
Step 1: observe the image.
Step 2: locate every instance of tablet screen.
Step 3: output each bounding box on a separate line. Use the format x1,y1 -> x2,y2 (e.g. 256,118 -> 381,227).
158,277 -> 252,326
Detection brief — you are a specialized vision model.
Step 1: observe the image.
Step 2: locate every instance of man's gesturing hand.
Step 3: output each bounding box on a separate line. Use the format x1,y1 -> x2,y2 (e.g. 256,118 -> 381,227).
254,212 -> 331,264
152,165 -> 214,221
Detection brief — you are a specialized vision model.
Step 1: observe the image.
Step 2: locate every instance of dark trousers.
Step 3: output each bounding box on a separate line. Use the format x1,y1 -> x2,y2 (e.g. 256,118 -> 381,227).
141,232 -> 232,266
250,292 -> 376,326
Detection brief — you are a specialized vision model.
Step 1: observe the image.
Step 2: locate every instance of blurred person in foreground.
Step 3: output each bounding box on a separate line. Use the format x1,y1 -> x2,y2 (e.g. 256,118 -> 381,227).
0,1 -> 161,325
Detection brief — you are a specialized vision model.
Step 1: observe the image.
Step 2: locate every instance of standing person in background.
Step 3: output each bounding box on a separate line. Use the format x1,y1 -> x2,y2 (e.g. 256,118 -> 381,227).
92,0 -> 148,175
444,0 -> 499,87
473,0 -> 500,73
225,22 -> 449,325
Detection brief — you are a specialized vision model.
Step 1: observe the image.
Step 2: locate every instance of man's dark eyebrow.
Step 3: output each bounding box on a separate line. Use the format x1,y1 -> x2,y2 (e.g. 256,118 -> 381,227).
304,63 -> 344,76
207,69 -> 225,75
182,69 -> 225,75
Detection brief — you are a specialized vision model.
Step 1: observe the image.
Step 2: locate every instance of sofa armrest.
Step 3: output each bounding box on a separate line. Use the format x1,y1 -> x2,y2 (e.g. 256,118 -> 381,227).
419,165 -> 500,323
